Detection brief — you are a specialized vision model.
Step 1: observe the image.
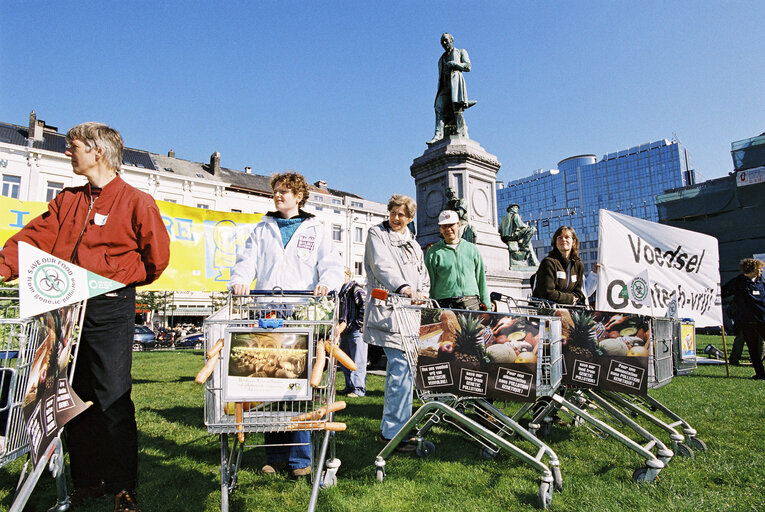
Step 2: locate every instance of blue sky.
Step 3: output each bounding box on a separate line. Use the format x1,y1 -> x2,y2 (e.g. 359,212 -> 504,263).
2,1 -> 763,203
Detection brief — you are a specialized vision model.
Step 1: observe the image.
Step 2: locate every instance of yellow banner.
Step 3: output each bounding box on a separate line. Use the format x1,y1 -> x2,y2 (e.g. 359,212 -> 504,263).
0,196 -> 262,291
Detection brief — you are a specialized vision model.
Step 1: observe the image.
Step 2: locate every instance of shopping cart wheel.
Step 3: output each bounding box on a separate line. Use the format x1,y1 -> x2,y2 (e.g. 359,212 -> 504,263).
689,437 -> 708,452
375,467 -> 385,482
675,443 -> 694,458
416,440 -> 435,457
552,466 -> 563,492
631,467 -> 657,483
479,447 -> 498,460
537,481 -> 552,509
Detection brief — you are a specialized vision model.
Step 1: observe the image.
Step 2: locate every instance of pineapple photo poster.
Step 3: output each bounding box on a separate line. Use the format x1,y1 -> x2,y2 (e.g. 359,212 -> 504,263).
558,308 -> 652,395
414,309 -> 541,402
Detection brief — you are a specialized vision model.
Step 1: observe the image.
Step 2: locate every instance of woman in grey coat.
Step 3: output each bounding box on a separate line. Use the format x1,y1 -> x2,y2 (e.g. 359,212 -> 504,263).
363,194 -> 430,450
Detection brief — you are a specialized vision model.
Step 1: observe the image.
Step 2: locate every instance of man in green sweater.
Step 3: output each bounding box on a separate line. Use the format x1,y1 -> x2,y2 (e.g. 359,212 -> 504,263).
425,210 -> 490,310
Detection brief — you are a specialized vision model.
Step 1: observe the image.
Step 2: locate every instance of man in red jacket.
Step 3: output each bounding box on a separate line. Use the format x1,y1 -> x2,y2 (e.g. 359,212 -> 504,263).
0,122 -> 170,512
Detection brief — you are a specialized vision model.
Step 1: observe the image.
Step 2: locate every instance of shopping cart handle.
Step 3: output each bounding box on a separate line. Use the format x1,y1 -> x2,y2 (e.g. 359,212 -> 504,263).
242,289 -> 338,298
371,288 -> 388,300
490,291 -> 504,301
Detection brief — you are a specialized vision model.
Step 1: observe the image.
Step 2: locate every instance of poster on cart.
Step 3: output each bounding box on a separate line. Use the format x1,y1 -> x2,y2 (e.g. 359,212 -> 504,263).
414,309 -> 540,402
21,305 -> 90,465
595,210 -> 722,327
222,327 -> 312,401
557,308 -> 652,396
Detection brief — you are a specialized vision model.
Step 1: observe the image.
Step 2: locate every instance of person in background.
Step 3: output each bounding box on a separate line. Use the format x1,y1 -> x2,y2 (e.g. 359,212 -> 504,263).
721,258 -> 765,380
229,172 -> 344,476
425,210 -> 489,311
338,267 -> 367,397
0,122 -> 170,512
533,225 -> 585,305
583,263 -> 602,307
363,194 -> 429,451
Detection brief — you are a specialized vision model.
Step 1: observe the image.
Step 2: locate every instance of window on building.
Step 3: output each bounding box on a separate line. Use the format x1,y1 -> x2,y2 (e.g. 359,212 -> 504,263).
331,198 -> 341,205
46,181 -> 64,202
315,206 -> 323,211
354,226 -> 363,243
2,175 -> 20,199
197,203 -> 209,209
314,196 -> 324,202
354,261 -> 363,276
351,200 -> 363,208
332,224 -> 342,242
164,198 -> 177,203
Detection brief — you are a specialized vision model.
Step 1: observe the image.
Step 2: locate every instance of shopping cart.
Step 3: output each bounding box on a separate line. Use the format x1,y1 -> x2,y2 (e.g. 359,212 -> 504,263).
492,293 -> 676,483
370,289 -> 563,509
198,290 -> 350,512
597,317 -> 707,457
0,288 -> 86,512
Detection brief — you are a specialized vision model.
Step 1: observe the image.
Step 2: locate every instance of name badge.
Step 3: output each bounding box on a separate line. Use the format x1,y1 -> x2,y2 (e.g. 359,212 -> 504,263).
296,235 -> 315,251
556,271 -> 566,279
571,274 -> 578,282
94,213 -> 108,226
754,290 -> 761,296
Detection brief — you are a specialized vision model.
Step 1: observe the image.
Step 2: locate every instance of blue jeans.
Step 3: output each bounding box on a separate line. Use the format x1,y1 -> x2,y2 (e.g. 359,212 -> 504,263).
380,346 -> 413,440
264,431 -> 311,470
339,328 -> 367,395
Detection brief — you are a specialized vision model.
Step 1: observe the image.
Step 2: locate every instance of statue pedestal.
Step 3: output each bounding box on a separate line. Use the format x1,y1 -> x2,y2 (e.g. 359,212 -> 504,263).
411,135 -> 535,298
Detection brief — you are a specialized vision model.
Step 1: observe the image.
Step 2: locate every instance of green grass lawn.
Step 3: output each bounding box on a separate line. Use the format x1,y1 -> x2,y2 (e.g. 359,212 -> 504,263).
1,334 -> 764,511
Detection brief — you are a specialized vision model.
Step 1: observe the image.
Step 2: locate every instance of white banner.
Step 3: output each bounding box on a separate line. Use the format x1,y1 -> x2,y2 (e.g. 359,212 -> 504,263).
19,242 -> 124,318
595,210 -> 722,327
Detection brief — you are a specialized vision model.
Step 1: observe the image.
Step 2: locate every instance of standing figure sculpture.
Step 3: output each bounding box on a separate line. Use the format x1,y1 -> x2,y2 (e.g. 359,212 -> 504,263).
499,203 -> 539,267
427,33 -> 476,144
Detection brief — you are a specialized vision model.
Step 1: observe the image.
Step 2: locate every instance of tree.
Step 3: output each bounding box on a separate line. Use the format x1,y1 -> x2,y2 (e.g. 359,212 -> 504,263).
136,291 -> 172,327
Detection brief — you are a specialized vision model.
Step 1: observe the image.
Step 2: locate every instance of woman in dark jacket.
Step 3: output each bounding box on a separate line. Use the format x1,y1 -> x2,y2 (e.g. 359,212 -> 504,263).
532,225 -> 585,305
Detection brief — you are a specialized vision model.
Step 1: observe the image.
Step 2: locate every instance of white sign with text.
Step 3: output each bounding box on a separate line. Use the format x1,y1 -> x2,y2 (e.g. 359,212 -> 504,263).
595,210 -> 722,327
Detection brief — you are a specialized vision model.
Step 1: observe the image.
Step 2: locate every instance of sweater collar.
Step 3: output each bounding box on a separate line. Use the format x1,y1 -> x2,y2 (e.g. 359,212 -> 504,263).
266,209 -> 314,219
86,174 -> 125,201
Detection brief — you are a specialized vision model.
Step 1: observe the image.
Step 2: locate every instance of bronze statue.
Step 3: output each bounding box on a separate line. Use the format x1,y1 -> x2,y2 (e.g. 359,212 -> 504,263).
444,187 -> 476,243
499,204 -> 538,267
427,33 -> 476,144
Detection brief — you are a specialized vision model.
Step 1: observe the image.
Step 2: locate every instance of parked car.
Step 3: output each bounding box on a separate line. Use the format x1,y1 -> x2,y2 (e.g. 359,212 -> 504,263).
133,325 -> 157,351
175,332 -> 204,350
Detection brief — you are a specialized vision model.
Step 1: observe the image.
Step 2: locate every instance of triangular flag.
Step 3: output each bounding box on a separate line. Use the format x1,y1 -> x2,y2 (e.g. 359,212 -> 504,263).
19,242 -> 124,318
627,269 -> 652,307
666,290 -> 679,318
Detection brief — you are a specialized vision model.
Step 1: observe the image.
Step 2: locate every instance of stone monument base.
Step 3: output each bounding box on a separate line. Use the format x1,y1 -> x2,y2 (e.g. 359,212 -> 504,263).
411,135 -> 537,302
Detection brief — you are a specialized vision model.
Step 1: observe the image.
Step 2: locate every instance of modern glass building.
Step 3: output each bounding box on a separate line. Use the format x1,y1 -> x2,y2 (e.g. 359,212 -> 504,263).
497,139 -> 696,271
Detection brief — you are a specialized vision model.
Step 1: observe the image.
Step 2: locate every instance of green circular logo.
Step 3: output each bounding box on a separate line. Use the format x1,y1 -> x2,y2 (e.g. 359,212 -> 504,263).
631,277 -> 648,301
33,264 -> 70,299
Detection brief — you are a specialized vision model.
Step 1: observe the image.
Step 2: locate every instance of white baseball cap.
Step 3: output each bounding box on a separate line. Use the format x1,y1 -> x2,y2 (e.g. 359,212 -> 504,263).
438,210 -> 460,225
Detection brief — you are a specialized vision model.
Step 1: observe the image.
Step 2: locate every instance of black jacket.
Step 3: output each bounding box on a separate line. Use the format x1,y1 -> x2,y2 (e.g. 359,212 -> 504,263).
533,250 -> 585,305
721,274 -> 765,324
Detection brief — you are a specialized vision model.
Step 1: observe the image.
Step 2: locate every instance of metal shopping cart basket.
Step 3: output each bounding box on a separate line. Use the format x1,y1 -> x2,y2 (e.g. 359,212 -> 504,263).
198,290 -> 349,512
370,289 -> 563,509
0,288 -> 86,512
492,294 -> 679,483
673,318 -> 697,376
598,316 -> 707,457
